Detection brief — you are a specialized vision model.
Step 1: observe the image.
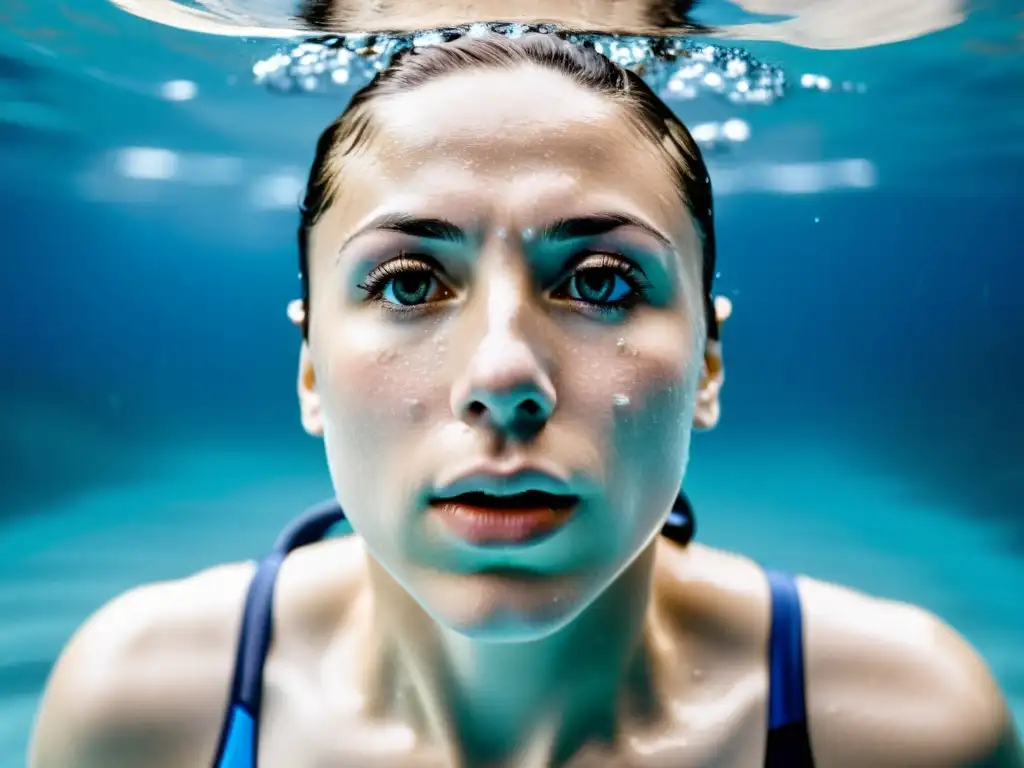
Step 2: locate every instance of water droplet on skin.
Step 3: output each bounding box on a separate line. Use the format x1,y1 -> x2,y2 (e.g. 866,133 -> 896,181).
615,338 -> 640,357
612,393 -> 631,408
522,227 -> 535,241
404,398 -> 425,421
495,227 -> 508,240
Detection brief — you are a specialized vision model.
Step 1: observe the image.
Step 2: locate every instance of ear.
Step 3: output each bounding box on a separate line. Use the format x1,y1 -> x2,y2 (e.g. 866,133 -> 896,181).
693,296 -> 731,431
289,300 -> 324,437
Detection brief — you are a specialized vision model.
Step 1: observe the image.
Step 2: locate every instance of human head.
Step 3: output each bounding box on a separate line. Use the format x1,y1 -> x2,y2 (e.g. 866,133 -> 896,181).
294,32 -> 717,639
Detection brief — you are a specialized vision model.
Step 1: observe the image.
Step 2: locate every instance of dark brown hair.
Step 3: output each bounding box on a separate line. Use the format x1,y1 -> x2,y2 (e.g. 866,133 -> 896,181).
296,1 -> 711,33
297,33 -> 718,341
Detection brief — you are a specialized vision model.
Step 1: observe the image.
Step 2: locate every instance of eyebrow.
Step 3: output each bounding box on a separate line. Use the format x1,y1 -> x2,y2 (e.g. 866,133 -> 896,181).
338,211 -> 672,256
337,213 -> 465,258
540,213 -> 673,250
374,214 -> 465,242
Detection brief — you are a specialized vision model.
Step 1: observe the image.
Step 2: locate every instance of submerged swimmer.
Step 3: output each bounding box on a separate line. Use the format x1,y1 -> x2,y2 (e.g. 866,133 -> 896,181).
31,32 -> 1021,768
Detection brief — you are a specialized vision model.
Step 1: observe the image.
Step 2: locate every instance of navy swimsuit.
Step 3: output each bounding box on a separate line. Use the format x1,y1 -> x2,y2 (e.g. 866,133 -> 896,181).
212,497 -> 816,767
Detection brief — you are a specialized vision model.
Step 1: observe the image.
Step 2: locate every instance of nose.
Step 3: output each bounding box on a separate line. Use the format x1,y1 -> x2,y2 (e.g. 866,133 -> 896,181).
450,323 -> 556,442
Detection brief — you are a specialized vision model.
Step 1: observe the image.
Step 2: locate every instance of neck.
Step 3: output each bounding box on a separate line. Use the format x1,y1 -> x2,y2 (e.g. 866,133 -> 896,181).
362,543 -> 664,765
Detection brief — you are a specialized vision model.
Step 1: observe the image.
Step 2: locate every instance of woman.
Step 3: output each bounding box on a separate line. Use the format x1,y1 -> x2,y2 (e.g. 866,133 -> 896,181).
30,32 -> 1020,768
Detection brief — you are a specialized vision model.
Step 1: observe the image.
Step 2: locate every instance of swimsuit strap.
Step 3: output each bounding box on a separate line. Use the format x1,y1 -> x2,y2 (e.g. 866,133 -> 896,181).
211,500 -> 346,768
662,491 -> 696,545
763,568 -> 816,768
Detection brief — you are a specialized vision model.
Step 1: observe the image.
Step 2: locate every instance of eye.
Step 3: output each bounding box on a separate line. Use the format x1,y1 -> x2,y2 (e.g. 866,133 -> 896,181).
383,270 -> 439,306
552,254 -> 650,311
358,255 -> 454,309
567,269 -> 633,304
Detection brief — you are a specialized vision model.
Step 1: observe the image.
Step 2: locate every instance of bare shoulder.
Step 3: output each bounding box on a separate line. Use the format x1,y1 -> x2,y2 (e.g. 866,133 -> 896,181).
798,576 -> 1023,768
29,534 -> 368,768
29,560 -> 256,768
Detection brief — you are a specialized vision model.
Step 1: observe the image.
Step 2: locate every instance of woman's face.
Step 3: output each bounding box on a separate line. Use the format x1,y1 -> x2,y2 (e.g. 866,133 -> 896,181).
300,63 -> 706,639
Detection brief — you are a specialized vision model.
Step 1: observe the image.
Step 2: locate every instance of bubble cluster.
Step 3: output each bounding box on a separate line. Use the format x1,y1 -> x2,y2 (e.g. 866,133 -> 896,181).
252,21 -> 786,105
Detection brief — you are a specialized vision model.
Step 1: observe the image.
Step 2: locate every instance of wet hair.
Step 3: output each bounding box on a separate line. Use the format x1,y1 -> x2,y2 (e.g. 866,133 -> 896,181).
297,33 -> 718,342
296,1 -> 711,34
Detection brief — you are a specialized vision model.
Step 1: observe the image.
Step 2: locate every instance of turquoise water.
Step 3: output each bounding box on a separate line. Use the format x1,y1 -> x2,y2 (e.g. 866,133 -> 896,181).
1,1 -> 1022,765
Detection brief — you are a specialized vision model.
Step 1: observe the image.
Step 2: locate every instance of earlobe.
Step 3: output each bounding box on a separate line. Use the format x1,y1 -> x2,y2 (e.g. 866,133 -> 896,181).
288,299 -> 323,436
298,342 -> 324,437
693,296 -> 731,431
692,340 -> 723,431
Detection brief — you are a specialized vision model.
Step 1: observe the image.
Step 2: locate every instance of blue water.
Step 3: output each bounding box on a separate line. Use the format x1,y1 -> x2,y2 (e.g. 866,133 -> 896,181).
1,1 -> 1022,765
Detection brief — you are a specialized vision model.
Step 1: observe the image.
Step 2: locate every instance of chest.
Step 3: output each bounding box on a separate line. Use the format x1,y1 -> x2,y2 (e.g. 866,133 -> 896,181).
252,665 -> 772,768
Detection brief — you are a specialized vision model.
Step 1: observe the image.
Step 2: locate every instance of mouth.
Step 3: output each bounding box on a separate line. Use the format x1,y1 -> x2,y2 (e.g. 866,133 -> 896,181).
428,487 -> 581,547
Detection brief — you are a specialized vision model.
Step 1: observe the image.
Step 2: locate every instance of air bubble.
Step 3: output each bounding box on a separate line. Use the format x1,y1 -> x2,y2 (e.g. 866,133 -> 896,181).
612,393 -> 631,408
254,27 -> 788,112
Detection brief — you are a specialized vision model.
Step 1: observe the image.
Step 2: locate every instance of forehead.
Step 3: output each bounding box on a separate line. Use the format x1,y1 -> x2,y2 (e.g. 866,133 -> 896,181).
318,65 -> 697,253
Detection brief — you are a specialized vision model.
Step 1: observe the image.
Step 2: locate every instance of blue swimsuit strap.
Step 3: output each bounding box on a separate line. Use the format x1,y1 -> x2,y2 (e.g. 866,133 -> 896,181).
764,569 -> 816,767
211,500 -> 345,768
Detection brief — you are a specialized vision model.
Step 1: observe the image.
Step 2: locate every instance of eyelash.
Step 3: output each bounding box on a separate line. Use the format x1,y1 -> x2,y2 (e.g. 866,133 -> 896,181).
356,252 -> 652,316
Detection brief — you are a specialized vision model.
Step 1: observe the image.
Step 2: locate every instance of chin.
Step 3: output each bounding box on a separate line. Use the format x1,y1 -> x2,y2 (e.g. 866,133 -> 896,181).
413,570 -> 595,642
439,605 -> 586,644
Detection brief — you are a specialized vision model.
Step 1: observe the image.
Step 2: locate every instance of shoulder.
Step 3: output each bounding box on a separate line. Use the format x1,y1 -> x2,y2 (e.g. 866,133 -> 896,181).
29,561 -> 256,768
798,576 -> 1023,768
29,535 -> 369,768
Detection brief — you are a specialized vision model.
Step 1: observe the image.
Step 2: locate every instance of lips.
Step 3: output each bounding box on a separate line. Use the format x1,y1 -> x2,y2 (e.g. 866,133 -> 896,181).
428,482 -> 581,546
442,490 -> 578,511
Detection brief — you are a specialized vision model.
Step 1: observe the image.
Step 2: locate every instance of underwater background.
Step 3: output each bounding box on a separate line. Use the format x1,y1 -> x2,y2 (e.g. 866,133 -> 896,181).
0,0 -> 1021,764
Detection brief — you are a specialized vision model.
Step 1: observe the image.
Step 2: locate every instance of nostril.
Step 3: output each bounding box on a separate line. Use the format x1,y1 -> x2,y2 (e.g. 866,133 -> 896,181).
520,399 -> 542,417
458,391 -> 553,433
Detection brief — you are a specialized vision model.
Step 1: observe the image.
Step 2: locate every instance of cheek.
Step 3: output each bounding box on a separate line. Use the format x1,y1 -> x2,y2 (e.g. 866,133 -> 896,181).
317,317 -> 445,423
567,314 -> 696,492
313,317 -> 448,502
570,315 -> 695,430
